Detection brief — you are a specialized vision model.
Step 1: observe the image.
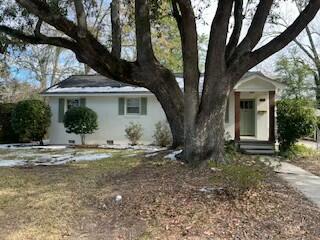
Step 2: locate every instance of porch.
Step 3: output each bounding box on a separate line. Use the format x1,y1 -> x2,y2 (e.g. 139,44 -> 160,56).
224,74 -> 285,154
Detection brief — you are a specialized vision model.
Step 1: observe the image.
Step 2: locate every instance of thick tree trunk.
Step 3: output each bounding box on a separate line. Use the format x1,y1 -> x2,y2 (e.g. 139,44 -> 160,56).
139,67 -> 185,148
184,72 -> 229,164
185,97 -> 227,165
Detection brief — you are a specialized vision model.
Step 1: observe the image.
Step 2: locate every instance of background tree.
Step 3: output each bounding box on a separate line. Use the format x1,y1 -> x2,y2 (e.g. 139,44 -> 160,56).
0,0 -> 319,164
274,0 -> 320,106
11,99 -> 51,145
63,106 -> 98,145
0,61 -> 39,103
11,45 -> 83,89
276,53 -> 314,99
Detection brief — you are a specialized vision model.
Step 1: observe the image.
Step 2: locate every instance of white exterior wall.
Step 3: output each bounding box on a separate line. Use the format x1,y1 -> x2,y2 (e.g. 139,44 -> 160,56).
48,95 -> 167,145
225,92 -> 235,140
47,76 -> 282,145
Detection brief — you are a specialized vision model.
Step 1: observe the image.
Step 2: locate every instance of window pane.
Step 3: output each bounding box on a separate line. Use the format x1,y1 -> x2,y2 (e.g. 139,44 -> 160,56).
225,99 -> 229,123
126,98 -> 140,114
67,99 -> 80,109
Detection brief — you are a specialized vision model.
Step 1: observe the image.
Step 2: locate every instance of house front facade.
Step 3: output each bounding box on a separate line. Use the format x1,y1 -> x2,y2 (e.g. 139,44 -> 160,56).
42,72 -> 285,145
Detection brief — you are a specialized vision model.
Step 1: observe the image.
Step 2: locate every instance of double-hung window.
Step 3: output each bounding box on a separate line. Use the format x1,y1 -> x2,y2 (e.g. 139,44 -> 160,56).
118,97 -> 147,116
126,98 -> 141,114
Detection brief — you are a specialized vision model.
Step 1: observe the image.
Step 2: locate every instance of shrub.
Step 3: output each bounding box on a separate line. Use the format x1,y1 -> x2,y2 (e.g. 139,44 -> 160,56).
153,121 -> 172,147
0,103 -> 19,143
11,100 -> 51,144
63,106 -> 98,145
277,99 -> 316,152
125,122 -> 143,145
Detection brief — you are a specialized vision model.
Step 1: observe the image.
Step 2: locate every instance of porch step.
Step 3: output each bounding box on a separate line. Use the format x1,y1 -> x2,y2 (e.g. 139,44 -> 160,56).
240,144 -> 274,150
243,149 -> 275,155
238,141 -> 275,155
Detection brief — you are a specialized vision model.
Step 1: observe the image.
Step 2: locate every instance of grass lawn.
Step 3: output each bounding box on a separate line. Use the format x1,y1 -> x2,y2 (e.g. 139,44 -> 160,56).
0,148 -> 320,239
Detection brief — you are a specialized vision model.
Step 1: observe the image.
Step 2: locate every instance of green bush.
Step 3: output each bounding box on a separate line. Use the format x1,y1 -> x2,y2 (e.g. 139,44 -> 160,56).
125,122 -> 143,145
11,100 -> 51,144
153,121 -> 172,147
277,99 -> 316,152
63,106 -> 98,145
0,103 -> 19,143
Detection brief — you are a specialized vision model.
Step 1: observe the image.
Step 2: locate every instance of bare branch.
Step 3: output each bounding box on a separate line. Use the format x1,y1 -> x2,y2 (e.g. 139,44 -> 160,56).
294,39 -> 315,61
205,0 -> 234,75
111,0 -> 121,59
172,0 -> 199,85
16,0 -> 79,39
230,0 -> 320,82
234,0 -> 273,56
0,25 -> 78,51
34,18 -> 43,37
226,0 -> 244,60
172,0 -> 200,121
73,0 -> 88,38
305,26 -> 320,67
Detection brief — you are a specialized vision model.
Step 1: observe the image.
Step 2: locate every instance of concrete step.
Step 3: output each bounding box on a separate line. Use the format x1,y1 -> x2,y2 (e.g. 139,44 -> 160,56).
240,144 -> 274,150
242,149 -> 275,155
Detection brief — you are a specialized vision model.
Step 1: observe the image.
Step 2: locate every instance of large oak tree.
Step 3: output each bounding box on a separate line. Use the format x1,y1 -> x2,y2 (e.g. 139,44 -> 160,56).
0,0 -> 319,164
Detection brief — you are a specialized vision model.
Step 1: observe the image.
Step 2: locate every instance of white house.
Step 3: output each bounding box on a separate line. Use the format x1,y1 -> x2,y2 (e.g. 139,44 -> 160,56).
42,72 -> 285,146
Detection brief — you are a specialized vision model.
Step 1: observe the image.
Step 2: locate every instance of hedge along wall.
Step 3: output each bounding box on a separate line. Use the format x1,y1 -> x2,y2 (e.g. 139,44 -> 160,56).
0,103 -> 19,143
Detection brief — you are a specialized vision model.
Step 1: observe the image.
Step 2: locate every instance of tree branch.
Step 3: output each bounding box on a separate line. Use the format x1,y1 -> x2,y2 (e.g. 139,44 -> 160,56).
111,0 -> 121,59
135,0 -> 155,62
226,0 -> 243,60
172,0 -> 200,125
204,0 -> 234,79
172,0 -> 199,88
230,0 -> 320,82
234,0 -> 273,56
294,39 -> 315,61
0,25 -> 78,51
73,0 -> 88,38
34,18 -> 43,37
305,25 -> 320,68
16,0 -> 79,39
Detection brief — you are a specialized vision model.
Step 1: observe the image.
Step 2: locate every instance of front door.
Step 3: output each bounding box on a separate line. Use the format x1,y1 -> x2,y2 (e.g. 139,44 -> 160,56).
240,100 -> 255,136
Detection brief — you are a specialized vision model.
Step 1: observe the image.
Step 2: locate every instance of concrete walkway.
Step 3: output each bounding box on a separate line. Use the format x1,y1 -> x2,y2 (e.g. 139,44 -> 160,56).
262,157 -> 320,208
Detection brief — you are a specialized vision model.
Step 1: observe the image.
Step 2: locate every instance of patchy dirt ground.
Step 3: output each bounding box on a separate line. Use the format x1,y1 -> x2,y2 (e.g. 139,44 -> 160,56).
0,150 -> 320,240
291,155 -> 320,177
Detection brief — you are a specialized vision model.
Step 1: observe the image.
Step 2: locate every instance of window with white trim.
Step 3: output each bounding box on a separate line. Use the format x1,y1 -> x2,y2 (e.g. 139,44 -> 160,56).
126,98 -> 141,114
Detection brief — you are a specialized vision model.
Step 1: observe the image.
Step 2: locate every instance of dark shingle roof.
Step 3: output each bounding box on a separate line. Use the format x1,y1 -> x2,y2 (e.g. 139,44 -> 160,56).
42,71 -> 279,95
56,75 -> 133,88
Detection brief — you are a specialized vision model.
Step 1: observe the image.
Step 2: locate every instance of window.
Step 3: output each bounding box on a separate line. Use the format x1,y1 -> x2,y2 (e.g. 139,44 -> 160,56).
67,98 -> 80,110
225,99 -> 229,123
118,97 -> 147,116
126,98 -> 141,114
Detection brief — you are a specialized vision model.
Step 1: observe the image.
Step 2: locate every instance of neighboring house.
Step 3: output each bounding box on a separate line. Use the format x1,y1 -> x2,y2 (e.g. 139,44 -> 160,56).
42,72 -> 285,146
